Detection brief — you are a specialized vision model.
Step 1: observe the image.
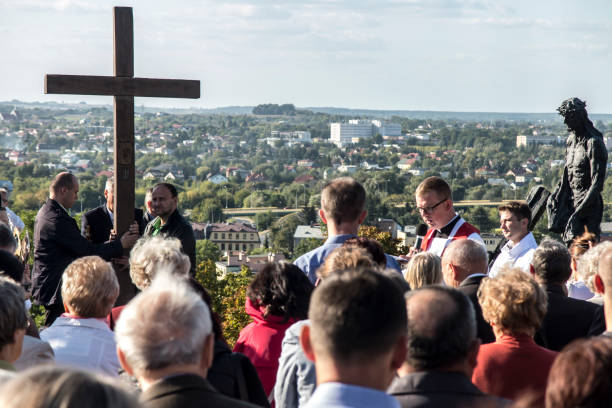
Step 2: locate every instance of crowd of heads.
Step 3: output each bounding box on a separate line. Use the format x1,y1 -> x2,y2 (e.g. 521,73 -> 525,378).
3,174 -> 612,407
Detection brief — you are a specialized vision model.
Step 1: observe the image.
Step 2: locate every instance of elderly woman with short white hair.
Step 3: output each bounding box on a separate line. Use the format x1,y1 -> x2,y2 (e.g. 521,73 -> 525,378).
108,236 -> 191,330
40,256 -> 120,377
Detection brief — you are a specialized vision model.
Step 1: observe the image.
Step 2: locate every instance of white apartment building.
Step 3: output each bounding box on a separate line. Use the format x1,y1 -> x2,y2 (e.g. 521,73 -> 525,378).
330,119 -> 401,147
516,133 -> 562,148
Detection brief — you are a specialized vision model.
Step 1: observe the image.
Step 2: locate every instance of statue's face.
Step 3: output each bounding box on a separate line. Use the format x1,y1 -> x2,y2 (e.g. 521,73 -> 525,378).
563,111 -> 581,132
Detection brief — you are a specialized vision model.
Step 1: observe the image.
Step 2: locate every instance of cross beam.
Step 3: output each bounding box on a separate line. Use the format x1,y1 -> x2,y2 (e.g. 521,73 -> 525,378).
44,7 -> 200,235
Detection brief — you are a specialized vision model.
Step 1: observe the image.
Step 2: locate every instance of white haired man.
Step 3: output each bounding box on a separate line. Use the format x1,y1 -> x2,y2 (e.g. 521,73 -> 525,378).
115,273 -> 258,408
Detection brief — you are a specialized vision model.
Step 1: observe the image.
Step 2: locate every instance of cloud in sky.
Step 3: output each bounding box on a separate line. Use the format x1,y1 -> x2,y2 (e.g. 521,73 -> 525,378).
2,0 -> 612,112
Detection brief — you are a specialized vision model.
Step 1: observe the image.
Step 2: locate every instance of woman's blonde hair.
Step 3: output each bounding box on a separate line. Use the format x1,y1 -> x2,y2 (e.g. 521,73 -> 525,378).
404,252 -> 442,290
317,246 -> 378,280
478,268 -> 547,336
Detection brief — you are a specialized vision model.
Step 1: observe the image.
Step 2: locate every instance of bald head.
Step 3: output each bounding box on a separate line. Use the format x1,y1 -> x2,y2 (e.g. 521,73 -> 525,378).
441,239 -> 488,287
405,286 -> 477,370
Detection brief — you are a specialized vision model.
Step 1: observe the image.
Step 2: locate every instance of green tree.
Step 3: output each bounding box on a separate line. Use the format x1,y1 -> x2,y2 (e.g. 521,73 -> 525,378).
196,239 -> 221,263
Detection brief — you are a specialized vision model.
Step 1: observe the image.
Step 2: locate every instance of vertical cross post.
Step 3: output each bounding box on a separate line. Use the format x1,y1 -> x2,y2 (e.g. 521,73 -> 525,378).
113,7 -> 135,236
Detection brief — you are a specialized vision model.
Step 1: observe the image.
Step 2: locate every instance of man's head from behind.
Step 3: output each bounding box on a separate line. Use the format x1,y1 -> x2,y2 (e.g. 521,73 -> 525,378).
50,172 -> 79,210
531,238 -> 572,285
0,276 -> 27,364
415,176 -> 455,230
404,286 -> 479,375
320,178 -> 366,228
441,239 -> 488,287
300,268 -> 407,390
115,272 -> 213,385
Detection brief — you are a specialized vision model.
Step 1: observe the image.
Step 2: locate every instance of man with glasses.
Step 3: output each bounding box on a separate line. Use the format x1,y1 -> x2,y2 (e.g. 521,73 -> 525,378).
414,177 -> 483,257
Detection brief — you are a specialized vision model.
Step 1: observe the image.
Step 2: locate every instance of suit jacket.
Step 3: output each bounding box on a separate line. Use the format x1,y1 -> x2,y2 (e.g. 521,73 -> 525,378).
388,371 -> 509,408
457,275 -> 495,344
144,210 -> 196,276
535,283 -> 605,351
32,198 -> 123,306
13,335 -> 54,370
81,205 -> 146,244
140,373 -> 259,408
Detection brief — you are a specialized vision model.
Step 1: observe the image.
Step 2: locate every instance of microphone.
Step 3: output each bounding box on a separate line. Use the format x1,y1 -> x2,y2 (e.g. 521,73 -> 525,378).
414,224 -> 428,252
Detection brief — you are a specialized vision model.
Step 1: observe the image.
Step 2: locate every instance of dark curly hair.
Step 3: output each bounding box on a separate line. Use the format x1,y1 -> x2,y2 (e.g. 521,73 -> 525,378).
247,261 -> 314,322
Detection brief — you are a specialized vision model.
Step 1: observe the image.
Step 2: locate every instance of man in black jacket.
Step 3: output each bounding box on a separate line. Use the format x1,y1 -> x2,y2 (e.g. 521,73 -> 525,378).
32,172 -> 139,326
388,286 -> 508,408
441,239 -> 495,344
532,238 -> 605,350
144,182 -> 196,276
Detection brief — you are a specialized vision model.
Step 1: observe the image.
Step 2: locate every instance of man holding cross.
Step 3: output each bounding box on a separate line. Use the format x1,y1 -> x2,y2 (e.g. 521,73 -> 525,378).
32,172 -> 139,326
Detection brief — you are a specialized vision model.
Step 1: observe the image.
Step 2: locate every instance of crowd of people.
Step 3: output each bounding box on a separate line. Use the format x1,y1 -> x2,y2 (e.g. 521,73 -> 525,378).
0,172 -> 612,408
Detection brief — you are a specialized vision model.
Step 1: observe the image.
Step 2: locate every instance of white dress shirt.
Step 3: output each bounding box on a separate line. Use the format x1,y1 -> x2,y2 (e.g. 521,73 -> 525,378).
40,315 -> 119,377
489,232 -> 537,278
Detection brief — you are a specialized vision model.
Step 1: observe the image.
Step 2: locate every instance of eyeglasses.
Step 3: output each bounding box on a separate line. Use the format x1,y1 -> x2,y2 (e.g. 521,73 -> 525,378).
415,198 -> 447,214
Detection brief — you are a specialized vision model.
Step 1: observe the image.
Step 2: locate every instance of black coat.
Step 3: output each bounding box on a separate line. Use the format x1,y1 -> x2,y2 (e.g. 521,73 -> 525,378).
144,209 -> 196,276
81,205 -> 146,244
140,373 -> 259,408
388,371 -> 510,408
457,275 -> 496,344
535,283 -> 605,351
32,198 -> 123,306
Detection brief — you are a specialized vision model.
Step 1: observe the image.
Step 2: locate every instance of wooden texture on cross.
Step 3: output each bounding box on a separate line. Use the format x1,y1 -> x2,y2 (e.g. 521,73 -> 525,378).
44,7 -> 200,235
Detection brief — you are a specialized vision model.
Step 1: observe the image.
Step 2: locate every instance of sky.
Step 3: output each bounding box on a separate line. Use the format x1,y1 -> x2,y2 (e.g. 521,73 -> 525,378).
1,0 -> 612,113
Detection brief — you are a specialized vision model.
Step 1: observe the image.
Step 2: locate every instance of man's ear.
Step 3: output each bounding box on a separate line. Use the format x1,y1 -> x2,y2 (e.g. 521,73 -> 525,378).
200,333 -> 215,371
529,264 -> 536,277
595,274 -> 605,294
449,263 -> 461,282
117,347 -> 134,376
357,209 -> 368,225
319,209 -> 328,225
391,335 -> 408,370
299,324 -> 316,363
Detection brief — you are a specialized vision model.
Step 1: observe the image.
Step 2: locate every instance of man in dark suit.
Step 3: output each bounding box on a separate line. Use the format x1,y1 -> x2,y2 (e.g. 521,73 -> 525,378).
532,238 -> 605,351
32,172 -> 139,326
81,178 -> 146,305
441,239 -> 495,344
144,183 -> 196,276
81,178 -> 146,242
388,286 -> 508,407
115,274 -> 257,408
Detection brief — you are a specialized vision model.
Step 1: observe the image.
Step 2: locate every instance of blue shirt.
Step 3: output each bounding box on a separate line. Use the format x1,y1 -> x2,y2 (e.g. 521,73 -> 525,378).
294,234 -> 401,284
304,382 -> 400,408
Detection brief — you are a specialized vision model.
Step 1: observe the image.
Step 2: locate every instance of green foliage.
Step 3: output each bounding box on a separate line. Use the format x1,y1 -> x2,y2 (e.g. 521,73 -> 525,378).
358,225 -> 409,256
254,211 -> 274,230
195,260 -> 253,347
252,104 -> 296,116
196,239 -> 221,263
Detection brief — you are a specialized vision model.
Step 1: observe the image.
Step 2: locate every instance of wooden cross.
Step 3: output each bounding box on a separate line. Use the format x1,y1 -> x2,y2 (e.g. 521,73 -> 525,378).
45,7 -> 200,235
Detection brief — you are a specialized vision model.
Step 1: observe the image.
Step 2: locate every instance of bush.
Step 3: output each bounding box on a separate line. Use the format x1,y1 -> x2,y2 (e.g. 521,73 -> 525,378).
195,259 -> 253,347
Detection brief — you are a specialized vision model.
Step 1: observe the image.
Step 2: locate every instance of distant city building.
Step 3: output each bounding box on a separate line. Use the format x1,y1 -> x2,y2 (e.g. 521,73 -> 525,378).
516,133 -> 562,147
271,130 -> 312,144
293,225 -> 325,248
330,119 -> 401,147
194,222 -> 261,252
215,251 -> 286,275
